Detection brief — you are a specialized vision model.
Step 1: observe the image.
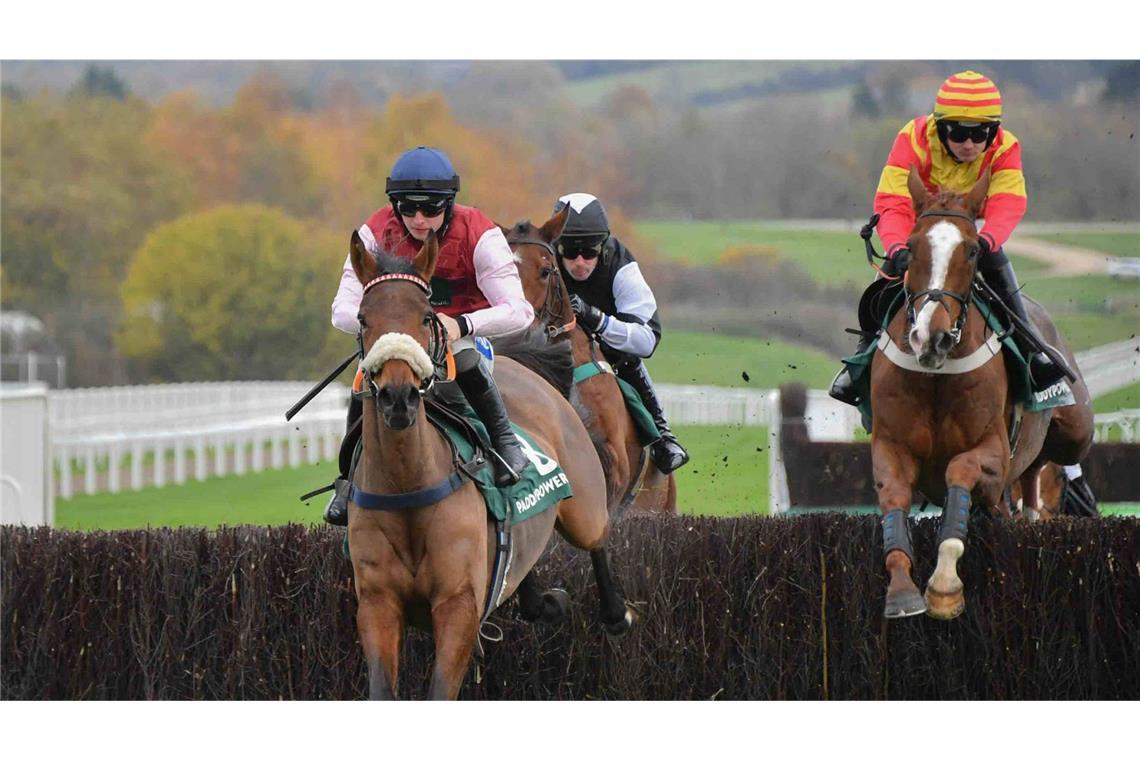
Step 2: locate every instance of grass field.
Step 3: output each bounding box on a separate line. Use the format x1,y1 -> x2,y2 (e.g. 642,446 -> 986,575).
54,425 -> 770,529
1033,232 -> 1139,258
646,330 -> 837,389
635,220 -> 1048,289
1093,382 -> 1140,414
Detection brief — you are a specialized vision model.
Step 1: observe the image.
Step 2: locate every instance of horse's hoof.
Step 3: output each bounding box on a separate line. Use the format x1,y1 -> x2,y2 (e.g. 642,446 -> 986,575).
603,606 -> 638,638
883,589 -> 927,619
539,588 -> 570,624
924,588 -> 966,620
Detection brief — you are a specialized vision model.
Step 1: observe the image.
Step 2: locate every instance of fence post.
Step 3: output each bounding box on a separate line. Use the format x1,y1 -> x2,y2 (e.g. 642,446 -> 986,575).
84,447 -> 97,495
109,444 -> 121,494
58,446 -> 72,501
767,390 -> 790,516
131,442 -> 144,491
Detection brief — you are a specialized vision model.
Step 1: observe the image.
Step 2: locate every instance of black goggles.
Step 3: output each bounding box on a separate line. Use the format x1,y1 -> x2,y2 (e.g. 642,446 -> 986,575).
944,122 -> 994,144
394,197 -> 449,218
555,238 -> 606,261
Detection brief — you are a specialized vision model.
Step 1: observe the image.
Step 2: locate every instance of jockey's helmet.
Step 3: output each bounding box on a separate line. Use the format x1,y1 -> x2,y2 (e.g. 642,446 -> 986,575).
552,193 -> 611,257
386,146 -> 460,234
933,71 -> 1002,151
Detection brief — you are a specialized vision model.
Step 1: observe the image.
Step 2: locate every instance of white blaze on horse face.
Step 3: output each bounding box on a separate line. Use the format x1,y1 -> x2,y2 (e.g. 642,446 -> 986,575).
910,221 -> 964,354
360,332 -> 434,381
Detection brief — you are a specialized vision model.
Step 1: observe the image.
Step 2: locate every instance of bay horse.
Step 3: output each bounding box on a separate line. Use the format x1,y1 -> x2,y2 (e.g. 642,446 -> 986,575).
872,169 -> 1094,620
504,209 -> 677,517
347,230 -> 635,699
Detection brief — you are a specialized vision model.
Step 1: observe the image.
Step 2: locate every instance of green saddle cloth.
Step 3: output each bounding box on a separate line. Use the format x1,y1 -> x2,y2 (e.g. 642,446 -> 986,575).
431,404 -> 572,524
572,362 -> 661,447
843,290 -> 1075,433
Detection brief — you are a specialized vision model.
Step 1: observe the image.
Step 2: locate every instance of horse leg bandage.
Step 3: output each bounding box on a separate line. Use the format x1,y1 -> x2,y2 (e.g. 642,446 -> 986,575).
938,486 -> 971,544
881,509 -> 914,562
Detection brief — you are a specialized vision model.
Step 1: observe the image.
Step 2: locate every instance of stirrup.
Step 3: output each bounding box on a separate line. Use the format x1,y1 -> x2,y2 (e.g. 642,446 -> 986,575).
323,479 -> 351,526
828,368 -> 860,406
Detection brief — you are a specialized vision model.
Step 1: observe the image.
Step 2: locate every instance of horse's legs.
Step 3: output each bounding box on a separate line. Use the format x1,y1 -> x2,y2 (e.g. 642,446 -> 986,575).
427,589 -> 479,700
356,589 -> 404,700
1020,463 -> 1044,521
517,570 -> 570,624
873,440 -> 924,618
926,443 -> 1005,620
590,548 -> 634,636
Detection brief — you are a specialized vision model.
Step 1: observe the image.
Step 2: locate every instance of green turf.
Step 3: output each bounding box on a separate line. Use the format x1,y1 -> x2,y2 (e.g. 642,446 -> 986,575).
1033,232 -> 1140,259
1021,275 -> 1140,315
1049,312 -> 1139,352
647,330 -> 838,389
672,424 -> 769,517
54,462 -> 332,530
54,425 -> 770,529
635,220 -> 1048,289
1093,383 -> 1140,414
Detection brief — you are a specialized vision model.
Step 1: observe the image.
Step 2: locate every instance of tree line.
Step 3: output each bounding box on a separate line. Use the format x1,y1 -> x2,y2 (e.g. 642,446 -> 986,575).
2,66 -> 1136,386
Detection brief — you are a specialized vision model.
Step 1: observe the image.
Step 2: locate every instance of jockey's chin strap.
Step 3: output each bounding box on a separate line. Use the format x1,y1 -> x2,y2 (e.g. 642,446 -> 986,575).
903,208 -> 981,348
509,237 -> 577,339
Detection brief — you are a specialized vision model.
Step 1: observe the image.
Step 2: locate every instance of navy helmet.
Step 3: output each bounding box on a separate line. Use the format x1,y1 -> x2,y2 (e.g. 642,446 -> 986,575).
386,147 -> 460,236
552,193 -> 611,254
386,146 -> 460,197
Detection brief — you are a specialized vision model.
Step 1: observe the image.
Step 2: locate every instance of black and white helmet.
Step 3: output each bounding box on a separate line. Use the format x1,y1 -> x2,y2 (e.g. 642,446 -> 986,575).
552,193 -> 611,253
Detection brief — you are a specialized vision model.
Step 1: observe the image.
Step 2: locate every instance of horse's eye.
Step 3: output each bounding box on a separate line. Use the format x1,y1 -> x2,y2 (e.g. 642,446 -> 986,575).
423,313 -> 433,326
357,313 -> 366,327
540,266 -> 553,279
968,245 -> 980,258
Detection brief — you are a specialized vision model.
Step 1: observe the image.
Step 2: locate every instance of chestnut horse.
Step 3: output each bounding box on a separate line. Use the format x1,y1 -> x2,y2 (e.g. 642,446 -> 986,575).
872,169 -> 1094,620
347,230 -> 635,699
504,210 -> 677,516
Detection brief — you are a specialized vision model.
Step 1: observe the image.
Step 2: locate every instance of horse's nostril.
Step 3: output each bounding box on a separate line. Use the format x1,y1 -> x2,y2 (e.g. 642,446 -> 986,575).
935,332 -> 955,353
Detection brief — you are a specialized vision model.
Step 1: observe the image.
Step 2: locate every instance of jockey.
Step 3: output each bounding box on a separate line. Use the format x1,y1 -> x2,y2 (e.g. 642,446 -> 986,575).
323,146 -> 534,526
552,192 -> 690,475
830,70 -> 1072,406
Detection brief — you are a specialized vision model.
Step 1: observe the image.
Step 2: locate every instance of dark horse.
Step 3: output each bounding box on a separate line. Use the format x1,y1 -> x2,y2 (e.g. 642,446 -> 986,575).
873,169 -> 1094,620
347,230 -> 635,699
504,209 -> 677,516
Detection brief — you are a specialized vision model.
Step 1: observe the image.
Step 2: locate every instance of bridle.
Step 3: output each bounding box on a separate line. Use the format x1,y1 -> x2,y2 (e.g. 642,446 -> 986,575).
354,272 -> 450,402
904,208 -> 981,348
509,235 -> 577,339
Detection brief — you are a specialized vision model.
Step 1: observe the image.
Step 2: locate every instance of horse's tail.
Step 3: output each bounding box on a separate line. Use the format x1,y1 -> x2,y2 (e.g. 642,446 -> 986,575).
491,325 -> 573,400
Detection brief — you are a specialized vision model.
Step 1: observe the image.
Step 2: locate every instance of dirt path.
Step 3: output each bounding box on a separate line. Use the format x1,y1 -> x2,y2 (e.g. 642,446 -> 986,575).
1003,235 -> 1117,277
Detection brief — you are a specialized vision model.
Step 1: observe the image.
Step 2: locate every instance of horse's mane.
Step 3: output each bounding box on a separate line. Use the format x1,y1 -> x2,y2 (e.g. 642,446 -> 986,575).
490,325 -> 573,400
373,249 -> 418,277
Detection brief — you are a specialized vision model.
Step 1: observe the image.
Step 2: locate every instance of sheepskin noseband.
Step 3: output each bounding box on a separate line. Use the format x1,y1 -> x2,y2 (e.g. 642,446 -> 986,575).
360,332 -> 434,381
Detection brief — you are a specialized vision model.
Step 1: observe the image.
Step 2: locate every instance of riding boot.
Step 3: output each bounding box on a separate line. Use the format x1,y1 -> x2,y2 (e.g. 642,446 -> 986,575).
828,331 -> 875,407
323,397 -> 362,527
616,359 -> 690,474
456,361 -> 529,487
984,262 -> 1070,389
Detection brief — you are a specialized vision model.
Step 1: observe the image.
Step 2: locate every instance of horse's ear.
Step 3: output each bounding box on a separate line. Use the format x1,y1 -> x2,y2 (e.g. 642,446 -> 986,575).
965,169 -> 991,216
414,230 -> 439,282
538,205 -> 570,242
350,230 -> 378,284
907,167 -> 928,212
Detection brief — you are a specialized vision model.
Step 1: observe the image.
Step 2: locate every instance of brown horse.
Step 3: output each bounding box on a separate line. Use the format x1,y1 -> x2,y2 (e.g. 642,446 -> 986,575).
346,230 -> 635,699
872,169 -> 1094,620
504,210 -> 677,517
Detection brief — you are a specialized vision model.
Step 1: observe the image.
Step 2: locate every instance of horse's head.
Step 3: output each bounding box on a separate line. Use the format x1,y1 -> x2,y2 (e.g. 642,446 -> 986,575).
350,230 -> 445,430
903,168 -> 990,369
503,207 -> 573,336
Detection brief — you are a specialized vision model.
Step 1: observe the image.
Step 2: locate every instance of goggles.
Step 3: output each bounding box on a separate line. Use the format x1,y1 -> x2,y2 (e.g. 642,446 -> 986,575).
943,122 -> 995,144
394,196 -> 449,218
555,238 -> 606,261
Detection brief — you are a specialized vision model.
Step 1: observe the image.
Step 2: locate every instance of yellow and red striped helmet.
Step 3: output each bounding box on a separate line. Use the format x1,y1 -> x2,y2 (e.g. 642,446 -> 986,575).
933,71 -> 1002,123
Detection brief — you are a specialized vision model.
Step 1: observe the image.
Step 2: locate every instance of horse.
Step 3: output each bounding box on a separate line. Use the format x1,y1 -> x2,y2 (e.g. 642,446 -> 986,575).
871,169 -> 1094,620
346,229 -> 635,699
504,209 -> 678,517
